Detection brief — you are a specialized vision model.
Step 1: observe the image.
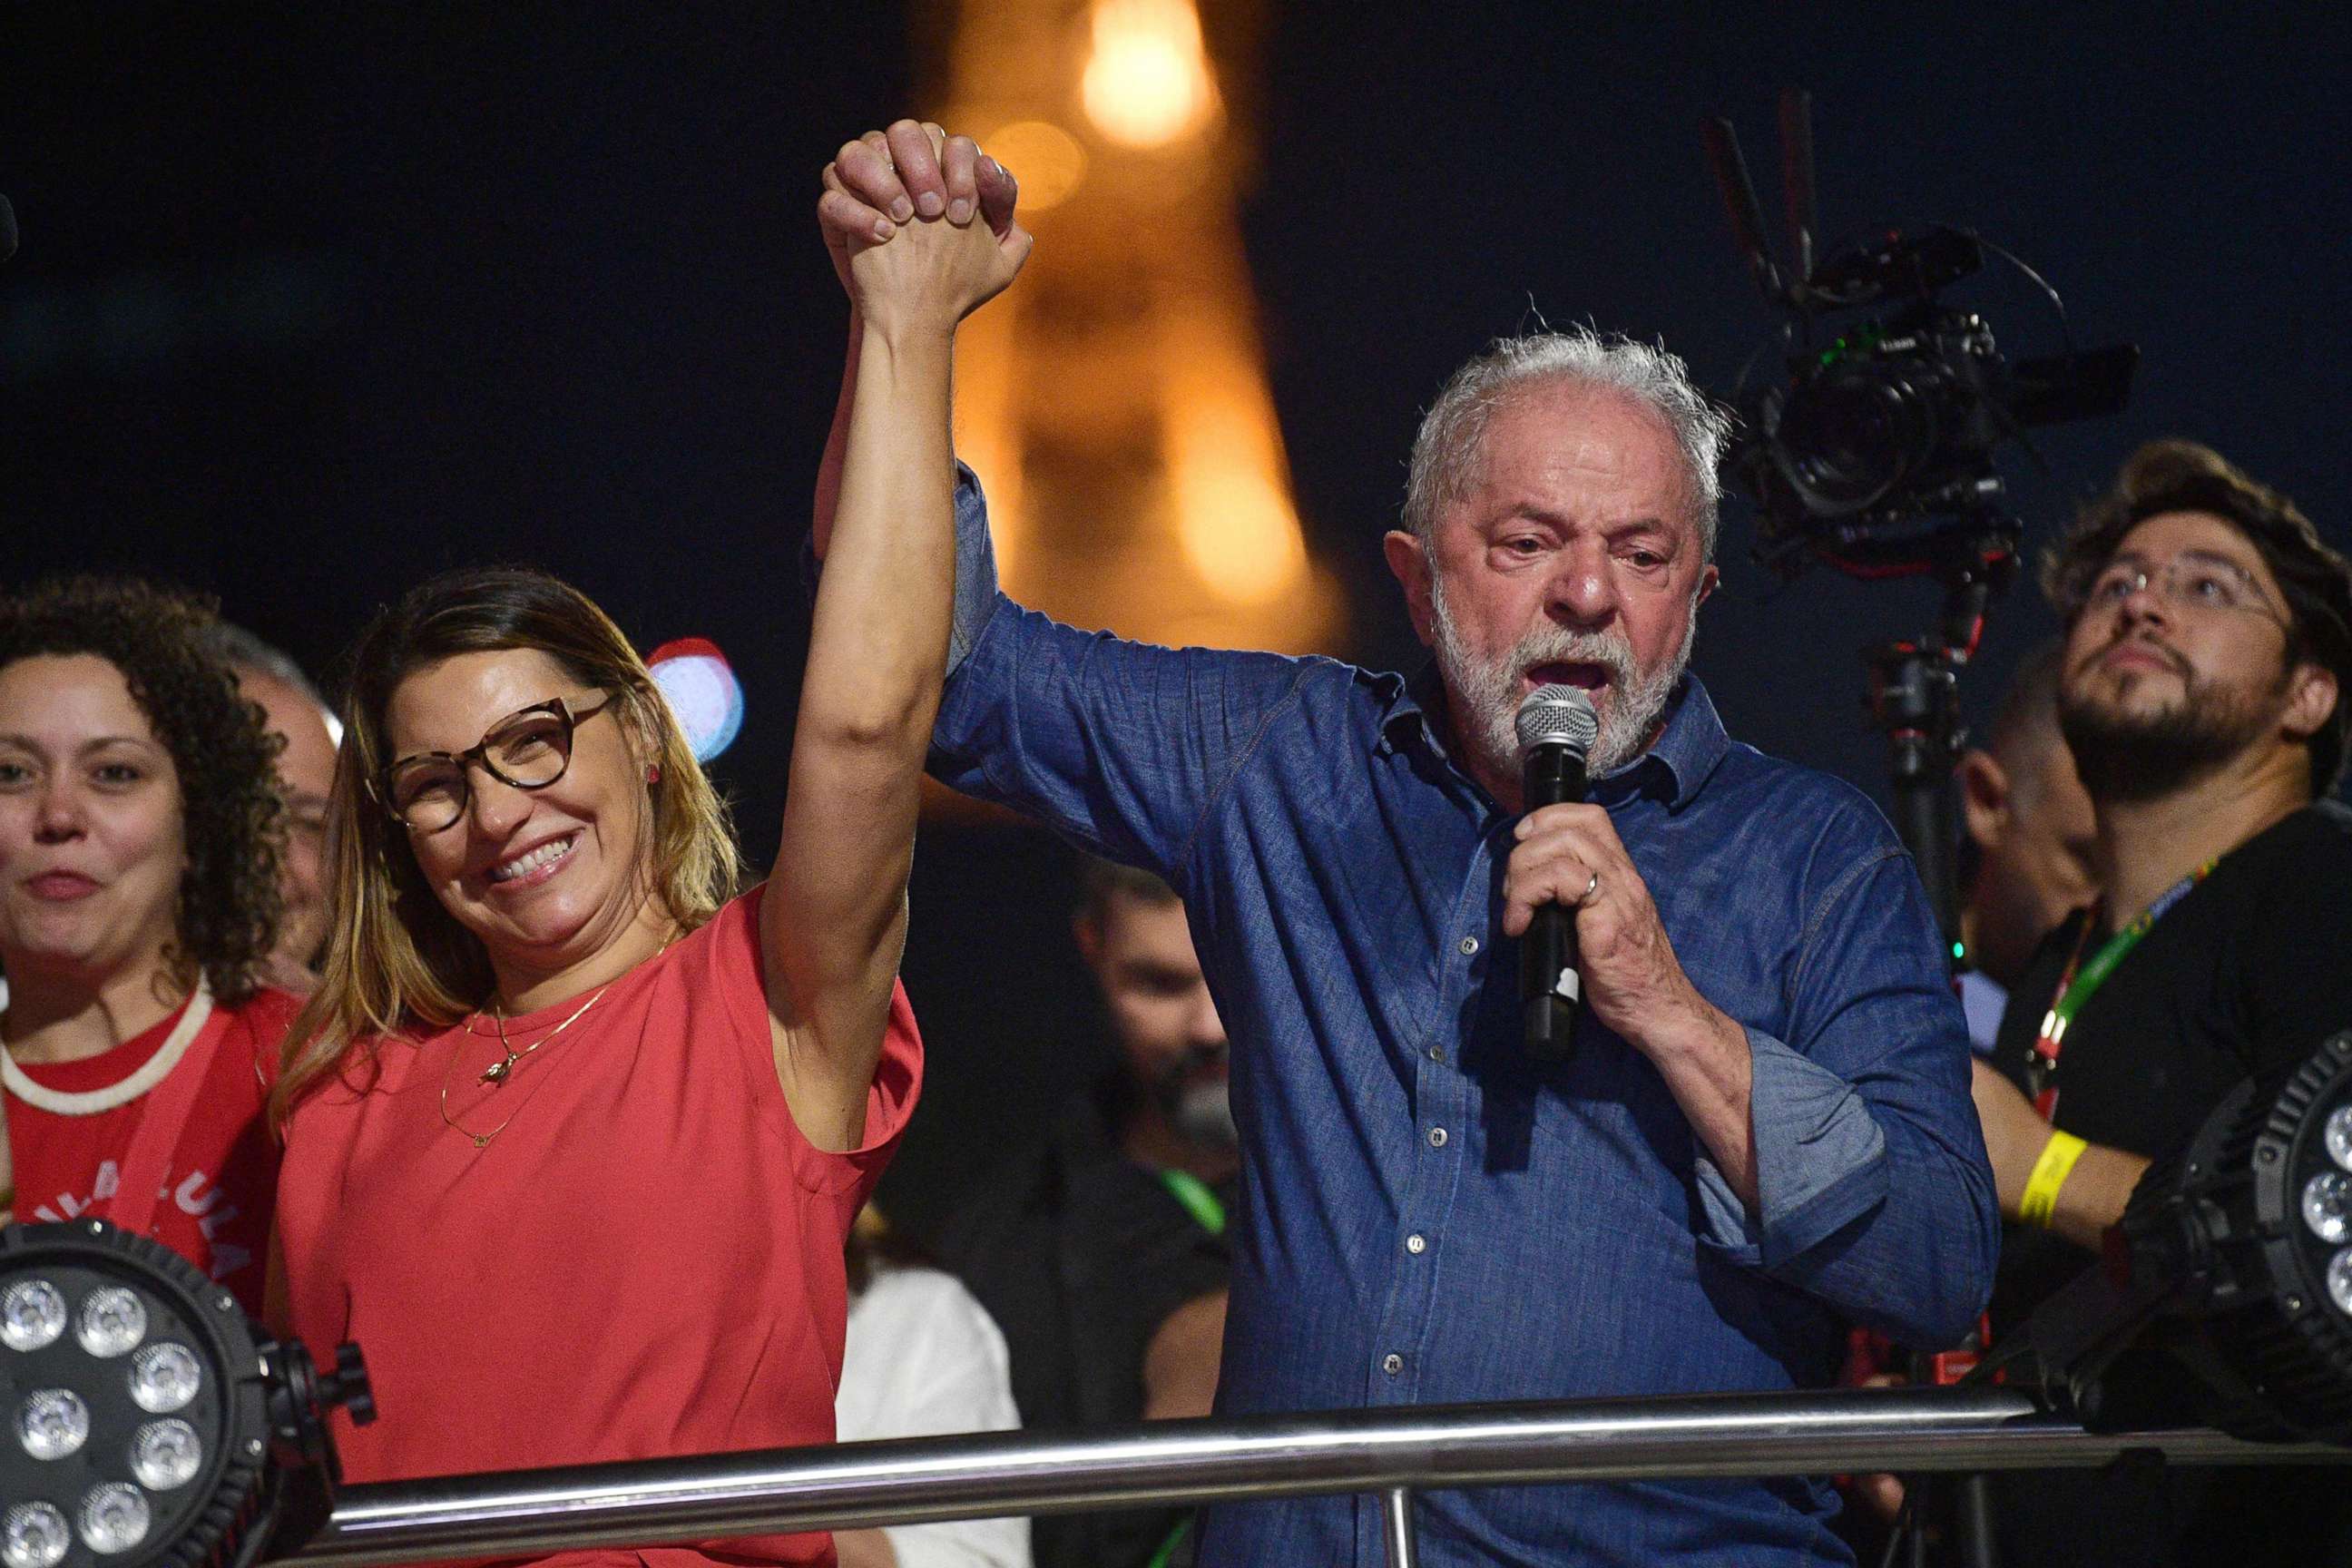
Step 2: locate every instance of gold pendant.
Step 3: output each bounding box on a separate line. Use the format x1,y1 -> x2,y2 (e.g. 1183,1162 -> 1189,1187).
480,1056 -> 514,1085
472,1134 -> 492,1149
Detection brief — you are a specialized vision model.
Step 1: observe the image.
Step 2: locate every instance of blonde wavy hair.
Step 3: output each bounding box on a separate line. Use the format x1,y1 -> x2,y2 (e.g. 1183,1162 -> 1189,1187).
273,567 -> 741,1123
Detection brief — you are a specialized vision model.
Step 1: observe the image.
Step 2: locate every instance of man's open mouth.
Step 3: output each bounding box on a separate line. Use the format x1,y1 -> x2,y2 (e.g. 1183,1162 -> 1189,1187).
1524,661 -> 1612,691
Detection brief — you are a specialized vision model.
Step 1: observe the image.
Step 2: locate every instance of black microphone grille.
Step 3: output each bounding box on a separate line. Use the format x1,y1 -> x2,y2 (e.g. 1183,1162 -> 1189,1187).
0,196 -> 15,265
1515,683 -> 1599,760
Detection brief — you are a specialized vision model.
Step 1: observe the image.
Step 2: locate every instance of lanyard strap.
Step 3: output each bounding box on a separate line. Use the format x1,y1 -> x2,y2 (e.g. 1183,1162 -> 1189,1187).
2027,858 -> 2216,1119
1155,1167 -> 1228,1239
1143,1514 -> 1193,1568
108,1002 -> 232,1239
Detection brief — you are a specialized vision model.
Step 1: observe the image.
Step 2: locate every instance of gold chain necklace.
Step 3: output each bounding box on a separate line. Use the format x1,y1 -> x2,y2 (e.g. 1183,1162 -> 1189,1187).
482,983 -> 610,1085
436,983 -> 612,1150
437,927 -> 680,1150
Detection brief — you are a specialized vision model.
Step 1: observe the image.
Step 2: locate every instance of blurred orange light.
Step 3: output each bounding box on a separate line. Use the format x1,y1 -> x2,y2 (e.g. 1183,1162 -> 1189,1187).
924,0 -> 1345,666
1080,0 -> 1219,149
1171,395 -> 1308,604
1175,463 -> 1307,604
979,120 -> 1089,211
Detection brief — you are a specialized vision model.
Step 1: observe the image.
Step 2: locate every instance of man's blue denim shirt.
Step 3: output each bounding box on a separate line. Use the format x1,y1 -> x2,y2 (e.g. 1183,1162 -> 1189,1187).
926,470 -> 1998,1566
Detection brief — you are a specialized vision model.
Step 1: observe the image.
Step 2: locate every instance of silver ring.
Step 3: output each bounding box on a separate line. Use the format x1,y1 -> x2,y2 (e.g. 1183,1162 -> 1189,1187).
1583,871 -> 1602,902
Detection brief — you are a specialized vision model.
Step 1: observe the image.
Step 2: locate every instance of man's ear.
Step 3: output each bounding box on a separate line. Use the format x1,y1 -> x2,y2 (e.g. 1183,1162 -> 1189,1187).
1956,748 -> 2012,853
1072,912 -> 1102,968
1384,530 -> 1436,648
2280,660 -> 2340,750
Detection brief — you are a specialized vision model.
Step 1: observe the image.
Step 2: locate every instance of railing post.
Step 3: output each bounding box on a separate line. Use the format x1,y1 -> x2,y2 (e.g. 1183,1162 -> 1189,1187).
1380,1485 -> 1417,1568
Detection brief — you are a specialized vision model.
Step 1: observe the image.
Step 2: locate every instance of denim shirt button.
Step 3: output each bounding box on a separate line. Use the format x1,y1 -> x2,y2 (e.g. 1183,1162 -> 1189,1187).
1405,1232 -> 1426,1255
1381,1353 -> 1404,1376
1427,1126 -> 1448,1149
1457,936 -> 1479,956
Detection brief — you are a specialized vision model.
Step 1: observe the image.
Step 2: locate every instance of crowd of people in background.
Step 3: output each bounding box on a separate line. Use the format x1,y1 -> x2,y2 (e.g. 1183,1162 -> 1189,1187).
4,117 -> 2351,1568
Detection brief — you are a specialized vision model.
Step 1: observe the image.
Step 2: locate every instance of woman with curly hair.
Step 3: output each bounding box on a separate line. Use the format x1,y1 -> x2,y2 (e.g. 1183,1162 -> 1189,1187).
0,576 -> 295,1311
269,136 -> 1028,1565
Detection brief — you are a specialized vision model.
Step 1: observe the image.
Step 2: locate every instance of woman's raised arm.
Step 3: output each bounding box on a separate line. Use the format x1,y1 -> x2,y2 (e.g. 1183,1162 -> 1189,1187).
762,122 -> 1030,1151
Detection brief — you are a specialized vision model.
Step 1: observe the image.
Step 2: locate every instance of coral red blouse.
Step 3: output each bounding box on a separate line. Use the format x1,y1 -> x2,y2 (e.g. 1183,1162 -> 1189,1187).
276,887 -> 921,1568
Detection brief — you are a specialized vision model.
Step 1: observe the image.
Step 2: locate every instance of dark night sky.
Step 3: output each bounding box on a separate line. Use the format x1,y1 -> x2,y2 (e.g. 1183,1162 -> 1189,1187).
5,4 -> 2347,1225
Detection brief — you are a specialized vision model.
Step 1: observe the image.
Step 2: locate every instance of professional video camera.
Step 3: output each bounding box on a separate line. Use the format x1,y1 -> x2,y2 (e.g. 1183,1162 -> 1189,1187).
1703,99 -> 2139,585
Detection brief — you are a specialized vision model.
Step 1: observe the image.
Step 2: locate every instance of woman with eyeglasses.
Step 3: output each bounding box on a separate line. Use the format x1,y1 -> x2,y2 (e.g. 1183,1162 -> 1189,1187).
0,577 -> 294,1308
270,135 -> 1029,1563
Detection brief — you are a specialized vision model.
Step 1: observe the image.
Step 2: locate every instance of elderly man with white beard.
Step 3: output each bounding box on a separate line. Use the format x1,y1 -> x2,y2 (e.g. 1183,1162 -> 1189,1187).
818,123 -> 1997,1568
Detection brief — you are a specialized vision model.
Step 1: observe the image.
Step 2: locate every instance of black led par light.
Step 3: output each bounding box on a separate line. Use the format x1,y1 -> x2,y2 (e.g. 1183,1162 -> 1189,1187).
0,1221 -> 368,1568
2018,1029 -> 2352,1442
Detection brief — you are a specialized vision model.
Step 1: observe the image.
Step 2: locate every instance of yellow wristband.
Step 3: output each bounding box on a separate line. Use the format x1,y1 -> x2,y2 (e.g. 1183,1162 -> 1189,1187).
2019,1131 -> 2089,1229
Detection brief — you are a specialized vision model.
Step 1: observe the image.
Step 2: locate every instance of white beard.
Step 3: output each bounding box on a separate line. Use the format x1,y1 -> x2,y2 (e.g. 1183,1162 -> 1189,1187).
1429,572 -> 1698,785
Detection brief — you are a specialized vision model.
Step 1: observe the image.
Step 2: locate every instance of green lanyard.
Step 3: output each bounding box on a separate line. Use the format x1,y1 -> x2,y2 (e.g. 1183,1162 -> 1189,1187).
2027,857 -> 2216,1117
1142,1169 -> 1228,1568
1156,1167 -> 1228,1238
1142,1515 -> 1194,1568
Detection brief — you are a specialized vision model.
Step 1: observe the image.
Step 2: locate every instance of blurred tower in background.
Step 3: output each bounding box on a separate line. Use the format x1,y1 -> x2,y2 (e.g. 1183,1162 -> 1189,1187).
923,0 -> 1345,653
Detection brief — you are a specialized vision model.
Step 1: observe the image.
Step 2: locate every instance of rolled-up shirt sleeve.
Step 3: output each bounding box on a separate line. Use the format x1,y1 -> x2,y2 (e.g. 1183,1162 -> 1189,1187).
1694,846 -> 1998,1351
1692,1030 -> 1889,1267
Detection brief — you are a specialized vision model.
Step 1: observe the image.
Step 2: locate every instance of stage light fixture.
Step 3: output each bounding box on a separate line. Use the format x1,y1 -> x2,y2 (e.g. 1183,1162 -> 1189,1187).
0,1221 -> 369,1568
2018,1028 -> 2352,1443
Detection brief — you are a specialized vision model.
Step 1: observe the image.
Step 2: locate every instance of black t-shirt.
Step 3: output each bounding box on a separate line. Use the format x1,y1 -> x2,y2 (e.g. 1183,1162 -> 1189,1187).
1986,800 -> 2352,1566
932,1083 -> 1234,1568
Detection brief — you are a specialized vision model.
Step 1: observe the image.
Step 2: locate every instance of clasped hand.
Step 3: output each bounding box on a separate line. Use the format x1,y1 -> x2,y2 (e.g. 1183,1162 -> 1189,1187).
818,120 -> 1032,339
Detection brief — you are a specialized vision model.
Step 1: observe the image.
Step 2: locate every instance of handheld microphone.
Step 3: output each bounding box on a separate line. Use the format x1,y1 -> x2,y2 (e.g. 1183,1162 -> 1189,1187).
1515,684 -> 1599,1063
0,196 -> 16,266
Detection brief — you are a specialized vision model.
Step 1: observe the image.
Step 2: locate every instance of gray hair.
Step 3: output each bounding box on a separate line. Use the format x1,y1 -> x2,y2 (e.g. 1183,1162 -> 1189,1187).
1402,328 -> 1734,558
210,622 -> 339,740
211,622 -> 327,708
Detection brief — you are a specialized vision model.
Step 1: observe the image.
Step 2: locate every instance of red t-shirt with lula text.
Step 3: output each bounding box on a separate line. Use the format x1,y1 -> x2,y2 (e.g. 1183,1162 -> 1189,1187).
8,986 -> 299,1317
276,886 -> 922,1568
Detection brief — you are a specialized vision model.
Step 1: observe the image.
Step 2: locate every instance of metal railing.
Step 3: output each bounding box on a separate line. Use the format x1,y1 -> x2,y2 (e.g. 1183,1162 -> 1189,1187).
274,1387 -> 2351,1568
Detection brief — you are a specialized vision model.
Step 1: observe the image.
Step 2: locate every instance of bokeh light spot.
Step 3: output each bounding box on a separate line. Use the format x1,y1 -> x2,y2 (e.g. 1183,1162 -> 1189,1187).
1082,0 -> 1219,150
980,121 -> 1089,212
648,638 -> 745,763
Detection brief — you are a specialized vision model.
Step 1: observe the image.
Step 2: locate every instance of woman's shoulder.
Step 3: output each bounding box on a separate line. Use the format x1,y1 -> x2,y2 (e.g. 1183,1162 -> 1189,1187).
277,1017 -> 445,1134
688,882 -> 768,946
657,884 -> 770,1001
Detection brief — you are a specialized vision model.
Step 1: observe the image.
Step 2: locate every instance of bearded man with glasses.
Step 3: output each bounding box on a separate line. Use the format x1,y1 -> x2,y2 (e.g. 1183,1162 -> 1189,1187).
1973,439 -> 2352,1565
